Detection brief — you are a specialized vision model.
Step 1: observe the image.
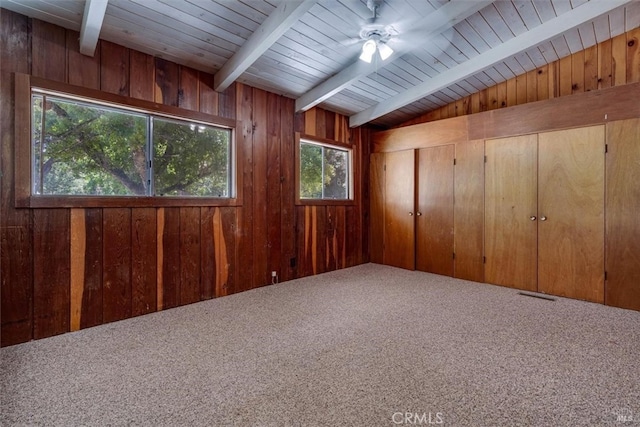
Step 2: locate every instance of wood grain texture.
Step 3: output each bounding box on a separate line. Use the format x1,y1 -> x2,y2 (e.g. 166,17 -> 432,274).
67,30 -> 100,89
606,118 -> 640,310
1,10 -> 32,346
398,28 -> 639,128
132,208 -> 156,316
100,40 -> 129,95
454,140 -> 485,282
70,208 -> 103,330
538,126 -> 605,303
103,208 -> 132,323
31,20 -> 67,82
416,145 -> 454,276
130,50 -> 155,101
383,150 -> 415,270
236,83 -> 254,291
155,57 -> 179,106
161,208 -> 181,309
179,207 -> 201,305
1,13 -> 371,346
484,135 -> 537,291
33,209 -> 71,339
374,116 -> 468,153
179,66 -> 199,111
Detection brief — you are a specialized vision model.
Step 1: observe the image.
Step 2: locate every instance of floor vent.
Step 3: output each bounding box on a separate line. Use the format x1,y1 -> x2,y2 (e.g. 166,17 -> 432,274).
518,291 -> 556,301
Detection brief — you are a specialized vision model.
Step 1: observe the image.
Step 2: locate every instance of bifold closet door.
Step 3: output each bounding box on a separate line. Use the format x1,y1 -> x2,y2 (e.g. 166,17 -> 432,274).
538,126 -> 605,303
383,150 -> 415,270
484,135 -> 538,291
416,145 -> 454,276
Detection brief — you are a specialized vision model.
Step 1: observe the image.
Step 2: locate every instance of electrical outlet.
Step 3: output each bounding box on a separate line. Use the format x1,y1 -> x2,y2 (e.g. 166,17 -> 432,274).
271,271 -> 277,277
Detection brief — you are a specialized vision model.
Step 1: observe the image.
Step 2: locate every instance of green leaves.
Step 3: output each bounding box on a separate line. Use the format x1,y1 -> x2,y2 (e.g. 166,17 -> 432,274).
32,94 -> 231,197
299,141 -> 349,200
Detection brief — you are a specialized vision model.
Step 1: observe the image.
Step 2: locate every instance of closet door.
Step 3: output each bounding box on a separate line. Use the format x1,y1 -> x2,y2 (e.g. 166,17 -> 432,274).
538,126 -> 605,303
416,145 -> 454,276
484,135 -> 538,291
606,118 -> 640,310
383,150 -> 415,270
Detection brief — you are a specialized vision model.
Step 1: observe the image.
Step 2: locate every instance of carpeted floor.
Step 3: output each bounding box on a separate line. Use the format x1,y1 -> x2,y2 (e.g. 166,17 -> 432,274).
1,263 -> 639,426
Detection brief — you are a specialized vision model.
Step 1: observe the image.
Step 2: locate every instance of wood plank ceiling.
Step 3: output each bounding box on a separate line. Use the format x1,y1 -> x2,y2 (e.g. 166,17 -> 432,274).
2,0 -> 639,128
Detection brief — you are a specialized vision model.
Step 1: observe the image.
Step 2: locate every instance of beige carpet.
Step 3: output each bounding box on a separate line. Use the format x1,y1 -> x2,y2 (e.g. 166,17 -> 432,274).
1,263 -> 639,426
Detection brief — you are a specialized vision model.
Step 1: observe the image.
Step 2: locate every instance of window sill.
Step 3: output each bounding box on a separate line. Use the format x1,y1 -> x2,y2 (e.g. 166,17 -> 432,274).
18,196 -> 241,209
295,199 -> 356,206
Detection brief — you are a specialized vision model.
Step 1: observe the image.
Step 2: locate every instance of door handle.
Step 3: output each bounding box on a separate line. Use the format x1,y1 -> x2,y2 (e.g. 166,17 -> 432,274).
409,212 -> 413,216
416,212 -> 422,216
530,216 -> 536,221
540,216 -> 547,221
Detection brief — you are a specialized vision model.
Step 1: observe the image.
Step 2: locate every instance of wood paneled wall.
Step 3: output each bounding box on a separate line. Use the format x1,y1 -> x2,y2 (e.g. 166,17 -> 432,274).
399,28 -> 640,127
0,9 -> 370,346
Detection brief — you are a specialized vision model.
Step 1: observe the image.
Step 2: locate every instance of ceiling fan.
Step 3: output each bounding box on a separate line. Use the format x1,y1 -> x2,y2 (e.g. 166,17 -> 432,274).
358,0 -> 394,63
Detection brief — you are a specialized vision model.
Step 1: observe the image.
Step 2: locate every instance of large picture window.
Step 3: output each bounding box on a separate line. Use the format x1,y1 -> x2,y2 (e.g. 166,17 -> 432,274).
31,92 -> 232,198
299,137 -> 352,201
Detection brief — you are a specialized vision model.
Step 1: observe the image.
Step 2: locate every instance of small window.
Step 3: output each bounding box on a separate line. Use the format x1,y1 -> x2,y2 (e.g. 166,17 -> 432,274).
299,138 -> 352,201
30,91 -> 233,198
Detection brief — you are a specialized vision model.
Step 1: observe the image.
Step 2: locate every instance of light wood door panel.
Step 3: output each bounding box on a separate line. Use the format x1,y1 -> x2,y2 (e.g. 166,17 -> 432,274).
454,140 -> 485,282
606,118 -> 640,310
485,135 -> 538,291
416,145 -> 454,276
538,126 -> 605,303
383,150 -> 415,270
370,153 -> 385,264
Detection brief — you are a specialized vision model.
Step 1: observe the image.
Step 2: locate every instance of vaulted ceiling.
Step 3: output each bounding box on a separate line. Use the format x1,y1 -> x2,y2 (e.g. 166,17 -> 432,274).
2,0 -> 639,128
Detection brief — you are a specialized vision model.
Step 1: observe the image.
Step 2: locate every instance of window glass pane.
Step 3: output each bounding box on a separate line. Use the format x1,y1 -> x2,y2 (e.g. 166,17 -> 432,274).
323,147 -> 348,199
33,97 -> 147,195
32,95 -> 43,194
153,118 -> 231,197
300,143 -> 323,198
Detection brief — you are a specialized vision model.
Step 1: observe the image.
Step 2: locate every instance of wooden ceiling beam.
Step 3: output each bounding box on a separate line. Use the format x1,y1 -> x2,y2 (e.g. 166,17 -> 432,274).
214,0 -> 316,92
294,0 -> 495,113
79,0 -> 108,56
349,0 -> 634,127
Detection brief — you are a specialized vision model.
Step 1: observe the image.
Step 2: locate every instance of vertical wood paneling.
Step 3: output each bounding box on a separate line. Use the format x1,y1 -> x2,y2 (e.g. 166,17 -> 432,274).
132,208 -> 156,316
200,207 -> 216,300
161,208 -> 181,309
31,20 -> 67,82
584,45 -> 598,92
236,83 -> 254,291
1,12 -> 371,346
1,9 -> 32,346
130,50 -> 155,101
267,92 -> 282,280
219,208 -> 237,296
33,209 -> 70,339
526,70 -> 537,102
199,72 -> 219,115
516,75 -> 527,104
100,41 -> 129,95
155,58 -> 179,106
280,99 -> 296,282
612,33 -> 627,86
179,207 -> 201,305
103,208 -> 132,323
252,88 -> 269,287
598,39 -> 613,89
179,66 -> 199,111
559,55 -> 573,96
67,31 -> 100,89
627,28 -> 640,83
80,209 -> 103,329
537,67 -> 549,100
571,51 -> 585,94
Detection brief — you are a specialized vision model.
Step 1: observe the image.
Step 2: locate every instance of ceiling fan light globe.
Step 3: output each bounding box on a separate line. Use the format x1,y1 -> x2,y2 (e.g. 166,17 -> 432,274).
359,50 -> 374,63
360,39 -> 377,63
378,43 -> 393,60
